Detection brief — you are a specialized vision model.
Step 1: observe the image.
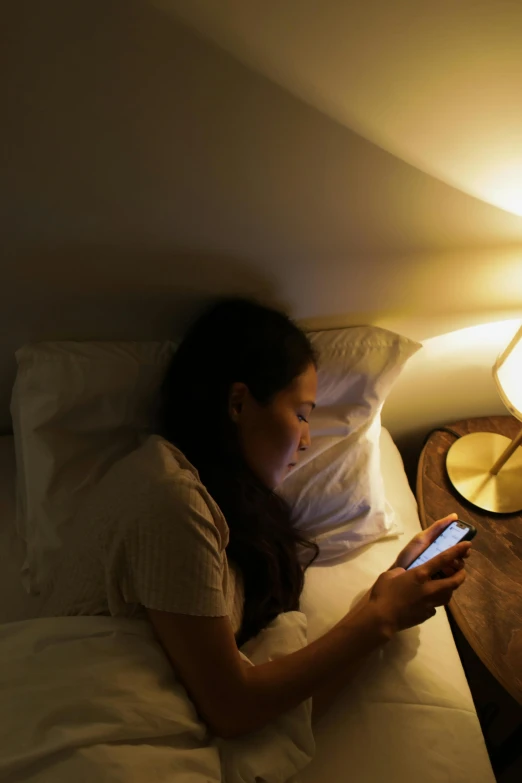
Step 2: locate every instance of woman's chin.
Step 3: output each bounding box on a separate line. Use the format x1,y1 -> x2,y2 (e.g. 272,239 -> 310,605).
254,464 -> 292,491
275,464 -> 294,487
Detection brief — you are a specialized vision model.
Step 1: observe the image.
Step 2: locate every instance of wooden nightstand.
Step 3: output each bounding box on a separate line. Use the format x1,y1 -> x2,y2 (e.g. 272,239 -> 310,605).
417,415 -> 522,707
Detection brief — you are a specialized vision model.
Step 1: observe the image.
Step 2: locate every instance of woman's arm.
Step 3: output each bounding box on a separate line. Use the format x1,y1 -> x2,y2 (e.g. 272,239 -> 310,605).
148,539 -> 469,739
149,598 -> 389,740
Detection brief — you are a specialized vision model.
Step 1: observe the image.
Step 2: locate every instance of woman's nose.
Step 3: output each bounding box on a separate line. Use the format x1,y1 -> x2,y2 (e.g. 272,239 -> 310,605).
299,428 -> 311,450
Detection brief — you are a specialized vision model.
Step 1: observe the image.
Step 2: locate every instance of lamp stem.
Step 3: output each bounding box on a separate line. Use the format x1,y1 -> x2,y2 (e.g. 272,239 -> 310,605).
489,426 -> 522,475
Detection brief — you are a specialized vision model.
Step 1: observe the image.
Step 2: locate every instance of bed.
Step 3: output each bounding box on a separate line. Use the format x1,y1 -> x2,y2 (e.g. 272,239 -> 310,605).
0,428 -> 495,783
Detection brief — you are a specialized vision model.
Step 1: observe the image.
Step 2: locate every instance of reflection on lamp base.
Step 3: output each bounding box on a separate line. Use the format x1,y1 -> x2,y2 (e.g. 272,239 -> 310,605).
446,432 -> 522,513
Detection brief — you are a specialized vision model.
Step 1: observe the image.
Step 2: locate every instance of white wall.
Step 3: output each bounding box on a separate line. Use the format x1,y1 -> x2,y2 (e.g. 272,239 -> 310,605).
2,0 -> 522,449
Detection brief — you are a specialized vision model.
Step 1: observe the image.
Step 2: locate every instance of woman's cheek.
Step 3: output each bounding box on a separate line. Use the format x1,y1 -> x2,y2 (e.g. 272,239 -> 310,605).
288,417 -> 302,452
272,414 -> 292,455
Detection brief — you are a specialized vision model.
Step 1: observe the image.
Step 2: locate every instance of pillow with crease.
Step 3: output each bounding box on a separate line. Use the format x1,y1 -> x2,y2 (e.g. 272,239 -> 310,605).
277,326 -> 421,562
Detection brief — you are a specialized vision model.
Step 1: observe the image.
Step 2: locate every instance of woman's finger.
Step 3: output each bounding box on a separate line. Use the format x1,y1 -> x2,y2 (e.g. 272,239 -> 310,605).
429,587 -> 454,606
440,558 -> 465,577
427,564 -> 467,596
420,542 -> 471,580
451,558 -> 465,571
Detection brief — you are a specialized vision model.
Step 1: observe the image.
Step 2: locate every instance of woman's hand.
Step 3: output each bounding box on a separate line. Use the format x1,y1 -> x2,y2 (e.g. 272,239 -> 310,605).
369,539 -> 471,635
391,513 -> 469,576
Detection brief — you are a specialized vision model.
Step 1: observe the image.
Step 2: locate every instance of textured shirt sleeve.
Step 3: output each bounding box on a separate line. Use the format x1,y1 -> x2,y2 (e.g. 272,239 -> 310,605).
113,477 -> 228,617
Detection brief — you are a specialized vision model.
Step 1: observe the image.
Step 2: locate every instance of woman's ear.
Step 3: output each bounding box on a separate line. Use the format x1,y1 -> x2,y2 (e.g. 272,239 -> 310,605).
228,382 -> 248,422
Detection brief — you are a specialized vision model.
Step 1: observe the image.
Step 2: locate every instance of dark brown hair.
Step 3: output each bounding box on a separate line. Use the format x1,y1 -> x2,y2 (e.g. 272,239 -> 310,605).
158,297 -> 319,645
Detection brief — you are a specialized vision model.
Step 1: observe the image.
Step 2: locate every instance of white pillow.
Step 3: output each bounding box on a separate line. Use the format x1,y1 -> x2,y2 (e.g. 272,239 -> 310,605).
11,327 -> 420,592
278,327 -> 421,561
11,341 -> 175,592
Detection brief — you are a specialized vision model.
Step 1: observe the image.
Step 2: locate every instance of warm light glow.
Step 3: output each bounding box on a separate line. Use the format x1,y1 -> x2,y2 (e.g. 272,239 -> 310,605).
422,319 -> 522,357
494,325 -> 522,419
478,161 -> 522,217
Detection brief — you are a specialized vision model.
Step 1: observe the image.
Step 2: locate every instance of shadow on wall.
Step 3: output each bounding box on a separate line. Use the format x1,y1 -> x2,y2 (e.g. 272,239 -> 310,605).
0,245 -> 282,433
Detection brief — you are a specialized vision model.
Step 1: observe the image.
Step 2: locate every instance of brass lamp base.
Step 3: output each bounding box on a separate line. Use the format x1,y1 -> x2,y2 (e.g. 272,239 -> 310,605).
446,432 -> 522,513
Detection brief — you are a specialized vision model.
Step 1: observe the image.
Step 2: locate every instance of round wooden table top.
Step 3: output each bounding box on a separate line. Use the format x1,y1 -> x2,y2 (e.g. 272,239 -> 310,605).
417,415 -> 522,706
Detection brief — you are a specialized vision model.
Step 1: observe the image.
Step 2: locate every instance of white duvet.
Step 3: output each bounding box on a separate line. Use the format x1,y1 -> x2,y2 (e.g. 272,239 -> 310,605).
0,612 -> 314,783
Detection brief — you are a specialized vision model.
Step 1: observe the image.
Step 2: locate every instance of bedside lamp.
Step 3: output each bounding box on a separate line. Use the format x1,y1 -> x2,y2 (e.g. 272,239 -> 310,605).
446,324 -> 522,513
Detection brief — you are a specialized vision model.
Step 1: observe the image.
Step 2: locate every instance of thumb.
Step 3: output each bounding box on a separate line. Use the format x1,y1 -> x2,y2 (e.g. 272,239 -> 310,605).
424,513 -> 458,544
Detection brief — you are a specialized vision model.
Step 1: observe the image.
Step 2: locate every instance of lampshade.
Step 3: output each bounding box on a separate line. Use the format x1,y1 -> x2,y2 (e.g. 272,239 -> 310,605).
493,324 -> 522,421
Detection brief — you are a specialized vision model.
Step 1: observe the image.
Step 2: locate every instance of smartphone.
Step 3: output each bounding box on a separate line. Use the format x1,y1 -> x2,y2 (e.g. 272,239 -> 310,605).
406,519 -> 477,578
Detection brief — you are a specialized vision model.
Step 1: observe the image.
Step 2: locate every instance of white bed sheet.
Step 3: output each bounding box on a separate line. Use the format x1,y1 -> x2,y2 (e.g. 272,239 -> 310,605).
0,431 -> 495,782
300,428 -> 494,782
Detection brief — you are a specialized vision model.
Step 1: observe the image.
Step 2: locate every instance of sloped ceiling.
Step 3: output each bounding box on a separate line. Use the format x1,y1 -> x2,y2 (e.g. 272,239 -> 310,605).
154,0 -> 522,218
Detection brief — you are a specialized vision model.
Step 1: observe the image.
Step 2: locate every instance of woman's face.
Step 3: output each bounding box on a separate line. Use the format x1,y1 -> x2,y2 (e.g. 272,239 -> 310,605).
229,362 -> 318,489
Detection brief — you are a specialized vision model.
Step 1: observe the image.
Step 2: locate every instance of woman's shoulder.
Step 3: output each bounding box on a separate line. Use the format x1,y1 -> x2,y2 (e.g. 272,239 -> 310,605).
98,434 -> 199,498
134,434 -> 202,486
92,435 -> 229,546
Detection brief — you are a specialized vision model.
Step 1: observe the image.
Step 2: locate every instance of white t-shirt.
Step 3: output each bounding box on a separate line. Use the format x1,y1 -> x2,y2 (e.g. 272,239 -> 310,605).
38,435 -> 244,635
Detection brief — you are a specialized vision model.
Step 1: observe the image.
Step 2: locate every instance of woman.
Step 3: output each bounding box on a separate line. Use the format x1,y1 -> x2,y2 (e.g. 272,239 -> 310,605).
39,298 -> 470,739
